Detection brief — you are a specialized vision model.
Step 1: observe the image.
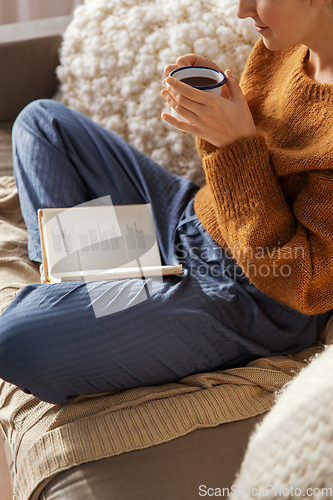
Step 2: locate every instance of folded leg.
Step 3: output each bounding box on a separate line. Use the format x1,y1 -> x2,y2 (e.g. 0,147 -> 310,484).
12,99 -> 199,264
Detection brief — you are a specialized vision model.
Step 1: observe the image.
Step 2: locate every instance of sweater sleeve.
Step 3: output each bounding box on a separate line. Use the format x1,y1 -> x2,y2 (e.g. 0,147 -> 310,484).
195,136 -> 218,159
197,135 -> 333,315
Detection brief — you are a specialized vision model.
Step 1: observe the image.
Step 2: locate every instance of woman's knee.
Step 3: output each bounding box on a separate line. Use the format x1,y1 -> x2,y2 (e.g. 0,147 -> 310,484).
12,99 -> 68,150
12,99 -> 60,139
0,313 -> 78,404
12,99 -> 72,184
0,322 -> 60,404
0,320 -> 31,394
0,290 -> 56,402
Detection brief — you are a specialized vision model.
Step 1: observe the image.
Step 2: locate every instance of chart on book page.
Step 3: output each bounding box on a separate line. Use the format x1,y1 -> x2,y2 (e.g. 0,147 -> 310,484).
42,204 -> 162,280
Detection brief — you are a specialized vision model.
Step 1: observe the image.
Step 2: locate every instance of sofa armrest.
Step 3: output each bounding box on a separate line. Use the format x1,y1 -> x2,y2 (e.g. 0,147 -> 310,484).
0,16 -> 71,122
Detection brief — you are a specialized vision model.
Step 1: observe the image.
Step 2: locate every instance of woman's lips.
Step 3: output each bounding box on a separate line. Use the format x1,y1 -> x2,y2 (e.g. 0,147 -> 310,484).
255,26 -> 269,33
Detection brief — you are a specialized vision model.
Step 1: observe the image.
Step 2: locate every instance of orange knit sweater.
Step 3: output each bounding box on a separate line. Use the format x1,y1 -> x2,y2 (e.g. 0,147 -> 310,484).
194,38 -> 333,316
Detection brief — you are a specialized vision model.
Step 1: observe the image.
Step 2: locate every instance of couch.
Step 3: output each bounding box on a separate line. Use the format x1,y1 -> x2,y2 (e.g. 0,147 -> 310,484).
0,16 -> 267,500
1,14 -> 332,500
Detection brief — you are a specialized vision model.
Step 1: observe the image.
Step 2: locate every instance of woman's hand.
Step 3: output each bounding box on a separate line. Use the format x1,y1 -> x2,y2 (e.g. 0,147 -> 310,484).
161,62 -> 257,148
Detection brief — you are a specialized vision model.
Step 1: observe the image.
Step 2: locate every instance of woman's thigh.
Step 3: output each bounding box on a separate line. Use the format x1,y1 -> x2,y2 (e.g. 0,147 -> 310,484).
12,99 -> 199,263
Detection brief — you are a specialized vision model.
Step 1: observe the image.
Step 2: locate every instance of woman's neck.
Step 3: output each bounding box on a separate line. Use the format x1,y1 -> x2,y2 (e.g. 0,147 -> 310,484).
303,10 -> 333,85
302,5 -> 333,84
305,50 -> 333,85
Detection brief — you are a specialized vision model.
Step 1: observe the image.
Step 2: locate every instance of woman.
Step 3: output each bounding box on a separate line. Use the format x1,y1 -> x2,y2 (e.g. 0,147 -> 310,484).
0,0 -> 332,404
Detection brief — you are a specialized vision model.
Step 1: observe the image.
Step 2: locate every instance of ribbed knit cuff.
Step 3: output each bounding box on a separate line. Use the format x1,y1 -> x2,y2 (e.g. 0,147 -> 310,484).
202,135 -> 286,220
195,136 -> 218,159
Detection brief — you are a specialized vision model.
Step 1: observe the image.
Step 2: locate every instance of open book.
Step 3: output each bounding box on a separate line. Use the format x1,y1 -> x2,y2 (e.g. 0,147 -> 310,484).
38,202 -> 183,283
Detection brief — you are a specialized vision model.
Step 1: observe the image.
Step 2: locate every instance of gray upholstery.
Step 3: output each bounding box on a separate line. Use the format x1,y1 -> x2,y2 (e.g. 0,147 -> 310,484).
0,16 -> 72,176
39,415 -> 265,500
0,16 -> 71,122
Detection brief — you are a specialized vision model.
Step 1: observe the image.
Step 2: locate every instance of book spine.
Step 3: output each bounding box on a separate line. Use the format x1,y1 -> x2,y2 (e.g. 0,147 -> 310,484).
60,265 -> 183,282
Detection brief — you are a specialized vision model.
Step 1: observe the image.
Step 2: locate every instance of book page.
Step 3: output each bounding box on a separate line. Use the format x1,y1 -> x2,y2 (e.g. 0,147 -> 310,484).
41,204 -> 162,282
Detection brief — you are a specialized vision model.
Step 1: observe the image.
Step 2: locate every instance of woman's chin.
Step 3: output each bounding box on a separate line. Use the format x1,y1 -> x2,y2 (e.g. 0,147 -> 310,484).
261,37 -> 277,51
261,36 -> 293,52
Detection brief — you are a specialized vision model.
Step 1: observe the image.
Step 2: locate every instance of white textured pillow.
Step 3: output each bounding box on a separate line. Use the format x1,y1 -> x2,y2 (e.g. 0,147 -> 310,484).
57,0 -> 258,185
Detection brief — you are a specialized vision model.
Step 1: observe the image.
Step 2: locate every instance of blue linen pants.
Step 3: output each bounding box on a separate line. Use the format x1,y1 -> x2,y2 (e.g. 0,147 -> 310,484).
0,99 -> 330,404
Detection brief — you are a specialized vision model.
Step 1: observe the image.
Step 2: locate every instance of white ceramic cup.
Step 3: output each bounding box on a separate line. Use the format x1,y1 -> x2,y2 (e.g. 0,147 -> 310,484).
169,66 -> 227,122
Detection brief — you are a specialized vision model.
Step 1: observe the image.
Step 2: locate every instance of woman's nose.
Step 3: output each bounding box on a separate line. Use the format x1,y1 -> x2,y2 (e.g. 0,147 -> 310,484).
237,0 -> 257,19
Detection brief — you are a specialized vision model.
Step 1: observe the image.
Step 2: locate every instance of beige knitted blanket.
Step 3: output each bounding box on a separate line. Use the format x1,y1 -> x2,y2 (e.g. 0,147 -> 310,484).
0,176 -> 332,500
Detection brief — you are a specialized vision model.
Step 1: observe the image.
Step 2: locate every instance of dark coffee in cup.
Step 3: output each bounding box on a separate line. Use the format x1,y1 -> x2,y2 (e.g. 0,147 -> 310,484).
180,76 -> 218,88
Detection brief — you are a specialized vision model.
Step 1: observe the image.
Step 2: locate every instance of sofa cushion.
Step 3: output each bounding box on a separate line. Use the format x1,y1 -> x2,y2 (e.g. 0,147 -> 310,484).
39,415 -> 265,500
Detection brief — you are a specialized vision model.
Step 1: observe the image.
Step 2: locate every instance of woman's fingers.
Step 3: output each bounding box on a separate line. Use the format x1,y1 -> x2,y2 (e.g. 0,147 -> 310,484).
163,77 -> 209,105
160,88 -> 200,123
164,54 -> 201,77
176,53 -> 221,72
164,53 -> 219,77
224,69 -> 243,100
164,63 -> 178,78
161,110 -> 198,134
175,53 -> 199,67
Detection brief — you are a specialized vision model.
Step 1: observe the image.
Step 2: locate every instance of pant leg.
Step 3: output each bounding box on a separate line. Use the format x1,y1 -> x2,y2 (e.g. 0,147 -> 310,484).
3,99 -> 323,405
12,99 -> 199,264
0,196 -> 323,405
0,270 -> 249,404
3,99 -> 243,405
